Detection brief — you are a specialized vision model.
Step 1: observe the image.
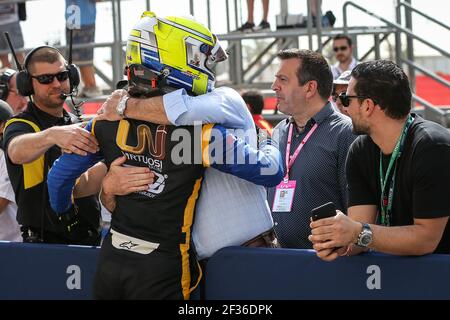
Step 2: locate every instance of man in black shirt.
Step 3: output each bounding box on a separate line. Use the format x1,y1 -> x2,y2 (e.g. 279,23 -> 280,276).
310,60 -> 450,259
3,46 -> 102,244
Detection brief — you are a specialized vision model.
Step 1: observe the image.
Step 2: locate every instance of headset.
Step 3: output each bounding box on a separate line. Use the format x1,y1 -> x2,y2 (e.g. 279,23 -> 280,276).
16,45 -> 80,97
0,68 -> 16,101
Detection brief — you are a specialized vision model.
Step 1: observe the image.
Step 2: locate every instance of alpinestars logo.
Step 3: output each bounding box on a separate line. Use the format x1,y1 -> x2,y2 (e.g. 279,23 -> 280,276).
119,241 -> 139,250
147,172 -> 167,194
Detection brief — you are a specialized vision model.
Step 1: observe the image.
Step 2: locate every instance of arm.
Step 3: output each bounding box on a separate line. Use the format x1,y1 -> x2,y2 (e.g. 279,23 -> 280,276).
47,119 -> 103,214
100,156 -> 155,212
100,189 -> 116,213
6,123 -> 99,164
0,198 -> 11,215
366,217 -> 448,255
47,151 -> 103,214
310,207 -> 449,257
203,124 -> 284,187
309,205 -> 376,261
72,161 -> 107,198
96,90 -> 169,124
96,87 -> 247,128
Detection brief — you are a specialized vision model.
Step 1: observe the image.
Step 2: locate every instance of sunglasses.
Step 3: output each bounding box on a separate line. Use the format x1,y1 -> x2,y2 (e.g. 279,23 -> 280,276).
333,46 -> 349,52
31,70 -> 69,85
338,92 -> 376,107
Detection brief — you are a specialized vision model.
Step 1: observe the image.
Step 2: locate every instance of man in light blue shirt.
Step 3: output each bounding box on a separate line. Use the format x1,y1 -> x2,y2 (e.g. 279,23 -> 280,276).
97,85 -> 279,259
60,10 -> 282,261
48,12 -> 282,299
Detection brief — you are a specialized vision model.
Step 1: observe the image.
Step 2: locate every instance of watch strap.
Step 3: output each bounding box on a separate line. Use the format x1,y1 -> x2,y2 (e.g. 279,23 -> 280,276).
117,95 -> 129,118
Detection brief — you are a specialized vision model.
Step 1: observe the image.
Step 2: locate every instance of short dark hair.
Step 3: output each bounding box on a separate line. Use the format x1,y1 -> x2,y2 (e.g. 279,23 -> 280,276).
241,90 -> 264,114
276,49 -> 333,100
333,34 -> 352,47
351,60 -> 412,119
27,47 -> 65,74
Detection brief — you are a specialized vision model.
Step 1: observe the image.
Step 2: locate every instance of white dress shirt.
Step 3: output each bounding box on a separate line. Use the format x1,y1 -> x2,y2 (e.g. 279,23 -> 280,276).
0,149 -> 21,241
163,87 -> 274,259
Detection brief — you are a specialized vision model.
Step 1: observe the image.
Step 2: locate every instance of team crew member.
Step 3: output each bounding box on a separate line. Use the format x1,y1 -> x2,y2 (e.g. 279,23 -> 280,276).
48,12 -> 283,300
3,46 -> 101,244
0,68 -> 27,113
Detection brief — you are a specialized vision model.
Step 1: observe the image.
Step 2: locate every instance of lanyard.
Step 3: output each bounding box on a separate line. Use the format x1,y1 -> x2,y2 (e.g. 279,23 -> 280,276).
379,114 -> 414,226
285,122 -> 318,181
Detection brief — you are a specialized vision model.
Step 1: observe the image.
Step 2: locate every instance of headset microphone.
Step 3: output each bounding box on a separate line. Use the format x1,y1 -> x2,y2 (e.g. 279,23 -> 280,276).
60,92 -> 70,100
60,91 -> 76,100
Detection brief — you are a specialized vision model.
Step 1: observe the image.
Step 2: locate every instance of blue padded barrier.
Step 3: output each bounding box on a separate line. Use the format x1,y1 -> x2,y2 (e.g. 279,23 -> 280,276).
0,242 -> 99,300
205,247 -> 450,300
2,243 -> 450,299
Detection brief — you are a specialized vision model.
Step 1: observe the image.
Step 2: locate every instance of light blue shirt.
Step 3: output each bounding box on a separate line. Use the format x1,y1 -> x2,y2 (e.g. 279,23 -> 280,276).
163,87 -> 275,259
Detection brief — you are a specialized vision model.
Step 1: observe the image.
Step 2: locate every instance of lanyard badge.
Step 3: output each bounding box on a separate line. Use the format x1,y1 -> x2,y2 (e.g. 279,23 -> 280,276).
272,123 -> 318,212
379,114 -> 414,226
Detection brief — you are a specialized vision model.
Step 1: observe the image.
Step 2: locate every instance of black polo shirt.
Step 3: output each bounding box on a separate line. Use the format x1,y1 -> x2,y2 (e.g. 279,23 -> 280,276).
3,102 -> 76,234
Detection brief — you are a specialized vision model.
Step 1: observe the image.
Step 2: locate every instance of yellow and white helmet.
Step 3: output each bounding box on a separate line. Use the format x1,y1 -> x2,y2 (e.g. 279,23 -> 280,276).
126,11 -> 227,96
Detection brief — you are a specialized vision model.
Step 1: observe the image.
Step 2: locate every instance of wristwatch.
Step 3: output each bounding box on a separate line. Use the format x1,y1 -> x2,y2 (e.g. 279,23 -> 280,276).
356,222 -> 373,247
117,95 -> 129,118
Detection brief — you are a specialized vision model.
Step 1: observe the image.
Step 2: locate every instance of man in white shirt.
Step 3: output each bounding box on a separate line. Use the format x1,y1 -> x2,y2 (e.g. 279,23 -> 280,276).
0,100 -> 20,241
331,34 -> 358,80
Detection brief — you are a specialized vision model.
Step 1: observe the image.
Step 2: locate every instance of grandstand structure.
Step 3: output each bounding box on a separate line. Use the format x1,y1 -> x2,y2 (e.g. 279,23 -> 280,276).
0,0 -> 448,126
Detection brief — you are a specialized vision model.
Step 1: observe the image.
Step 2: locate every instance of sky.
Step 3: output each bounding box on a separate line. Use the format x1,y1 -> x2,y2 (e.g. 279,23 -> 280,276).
21,0 -> 449,56
22,0 -> 450,55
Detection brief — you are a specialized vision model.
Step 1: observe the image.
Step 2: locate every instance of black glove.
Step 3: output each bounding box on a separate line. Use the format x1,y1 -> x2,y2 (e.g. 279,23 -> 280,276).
58,205 -> 100,246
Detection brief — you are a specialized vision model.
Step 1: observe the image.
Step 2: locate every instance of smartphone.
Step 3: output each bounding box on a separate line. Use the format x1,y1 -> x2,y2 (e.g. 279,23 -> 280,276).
311,202 -> 337,221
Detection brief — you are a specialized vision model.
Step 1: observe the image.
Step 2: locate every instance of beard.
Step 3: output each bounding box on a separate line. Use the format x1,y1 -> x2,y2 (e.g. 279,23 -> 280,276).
351,118 -> 370,135
34,92 -> 65,109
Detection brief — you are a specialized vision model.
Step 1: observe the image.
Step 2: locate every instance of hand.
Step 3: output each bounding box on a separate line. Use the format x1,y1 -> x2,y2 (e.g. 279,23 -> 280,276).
309,211 -> 361,251
51,123 -> 99,156
313,247 -> 341,262
102,155 -> 155,195
96,89 -> 128,121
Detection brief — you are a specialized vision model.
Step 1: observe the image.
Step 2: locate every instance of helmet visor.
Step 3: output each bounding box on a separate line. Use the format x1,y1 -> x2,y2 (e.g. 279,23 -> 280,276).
205,35 -> 227,73
186,35 -> 227,80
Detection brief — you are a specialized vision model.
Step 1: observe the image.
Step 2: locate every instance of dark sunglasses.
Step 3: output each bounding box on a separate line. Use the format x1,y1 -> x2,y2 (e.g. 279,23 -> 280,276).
333,46 -> 349,52
31,70 -> 69,85
338,92 -> 376,107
